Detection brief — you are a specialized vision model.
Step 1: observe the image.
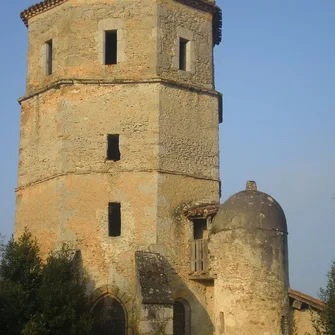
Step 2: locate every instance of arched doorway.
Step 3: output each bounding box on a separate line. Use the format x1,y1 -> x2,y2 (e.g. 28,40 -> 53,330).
92,296 -> 126,335
173,298 -> 191,335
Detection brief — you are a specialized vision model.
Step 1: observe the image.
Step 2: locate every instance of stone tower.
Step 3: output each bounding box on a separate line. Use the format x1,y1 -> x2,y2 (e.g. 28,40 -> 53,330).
211,181 -> 290,335
17,0 -> 222,334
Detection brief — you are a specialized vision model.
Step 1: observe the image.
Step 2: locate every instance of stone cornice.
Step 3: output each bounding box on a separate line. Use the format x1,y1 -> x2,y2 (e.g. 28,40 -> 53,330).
18,78 -> 221,103
16,170 -> 220,192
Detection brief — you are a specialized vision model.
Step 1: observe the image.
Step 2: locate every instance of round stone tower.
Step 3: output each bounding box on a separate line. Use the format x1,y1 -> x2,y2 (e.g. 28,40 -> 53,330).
210,181 -> 290,335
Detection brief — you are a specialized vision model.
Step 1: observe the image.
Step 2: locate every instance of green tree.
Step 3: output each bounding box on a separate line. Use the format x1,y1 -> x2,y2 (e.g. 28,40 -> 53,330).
0,230 -> 42,334
0,230 -> 93,335
319,260 -> 335,335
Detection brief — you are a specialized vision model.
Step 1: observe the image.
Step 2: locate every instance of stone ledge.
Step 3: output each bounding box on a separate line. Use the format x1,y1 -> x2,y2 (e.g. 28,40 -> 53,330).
16,170 -> 220,192
188,273 -> 217,281
18,78 -> 221,103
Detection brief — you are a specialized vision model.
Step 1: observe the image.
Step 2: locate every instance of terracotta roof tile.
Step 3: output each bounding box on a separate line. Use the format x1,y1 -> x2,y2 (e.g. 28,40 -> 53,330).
184,203 -> 220,219
289,288 -> 325,311
20,0 -> 69,27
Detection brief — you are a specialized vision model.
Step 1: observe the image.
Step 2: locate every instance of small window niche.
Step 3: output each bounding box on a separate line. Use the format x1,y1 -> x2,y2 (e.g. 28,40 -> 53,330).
193,219 -> 208,240
107,134 -> 120,161
105,30 -> 118,65
108,202 -> 121,237
179,38 -> 190,71
45,39 -> 53,75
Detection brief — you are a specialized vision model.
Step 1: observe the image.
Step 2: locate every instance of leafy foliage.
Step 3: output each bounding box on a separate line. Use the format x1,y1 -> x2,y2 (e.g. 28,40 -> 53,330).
0,230 -> 42,334
319,260 -> 335,334
0,230 -> 93,335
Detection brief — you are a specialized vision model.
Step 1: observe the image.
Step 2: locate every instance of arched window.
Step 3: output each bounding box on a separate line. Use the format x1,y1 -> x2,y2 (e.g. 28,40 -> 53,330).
92,296 -> 126,335
173,299 -> 191,335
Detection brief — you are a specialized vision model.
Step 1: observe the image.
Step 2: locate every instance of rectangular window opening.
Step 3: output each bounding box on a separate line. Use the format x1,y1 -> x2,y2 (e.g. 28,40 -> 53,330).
179,38 -> 189,71
107,134 -> 120,161
105,30 -> 117,65
46,40 -> 53,75
108,202 -> 121,237
193,219 -> 207,240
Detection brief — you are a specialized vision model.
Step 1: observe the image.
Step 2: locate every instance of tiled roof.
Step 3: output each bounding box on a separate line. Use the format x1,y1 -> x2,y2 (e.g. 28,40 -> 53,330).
20,0 -> 69,27
184,203 -> 220,219
289,288 -> 325,311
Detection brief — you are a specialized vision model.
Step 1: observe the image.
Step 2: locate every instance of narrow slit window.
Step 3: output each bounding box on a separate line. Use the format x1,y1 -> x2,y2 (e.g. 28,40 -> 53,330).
108,203 -> 121,237
179,38 -> 189,71
107,134 -> 120,161
105,30 -> 117,65
46,40 -> 53,75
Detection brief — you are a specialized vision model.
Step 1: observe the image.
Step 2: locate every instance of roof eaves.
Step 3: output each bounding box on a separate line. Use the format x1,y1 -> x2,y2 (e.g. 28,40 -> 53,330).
184,203 -> 220,219
289,288 -> 325,311
20,0 -> 69,27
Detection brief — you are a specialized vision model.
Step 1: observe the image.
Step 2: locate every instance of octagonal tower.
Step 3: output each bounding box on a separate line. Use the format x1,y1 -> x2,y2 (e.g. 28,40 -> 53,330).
16,0 -> 222,334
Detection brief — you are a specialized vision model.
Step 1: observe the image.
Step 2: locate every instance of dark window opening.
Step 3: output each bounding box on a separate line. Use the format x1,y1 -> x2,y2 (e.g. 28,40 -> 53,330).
46,40 -> 53,75
107,134 -> 120,161
108,203 -> 121,237
92,296 -> 126,335
193,219 -> 207,240
179,38 -> 189,71
105,30 -> 117,65
173,299 -> 190,335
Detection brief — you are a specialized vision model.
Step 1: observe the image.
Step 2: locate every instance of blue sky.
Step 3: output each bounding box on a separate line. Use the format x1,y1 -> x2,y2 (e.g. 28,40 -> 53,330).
0,0 -> 334,297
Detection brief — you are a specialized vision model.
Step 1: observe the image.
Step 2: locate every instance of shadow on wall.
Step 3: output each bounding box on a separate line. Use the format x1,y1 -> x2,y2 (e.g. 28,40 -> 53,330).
136,250 -> 214,335
85,250 -> 214,335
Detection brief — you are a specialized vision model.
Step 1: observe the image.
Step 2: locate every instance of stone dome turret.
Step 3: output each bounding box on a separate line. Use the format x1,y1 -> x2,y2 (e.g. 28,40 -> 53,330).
212,181 -> 287,234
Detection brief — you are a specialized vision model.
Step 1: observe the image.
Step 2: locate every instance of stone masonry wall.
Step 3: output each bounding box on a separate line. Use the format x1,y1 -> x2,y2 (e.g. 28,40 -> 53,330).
157,0 -> 214,89
26,0 -> 158,94
293,308 -> 321,335
210,229 -> 289,335
154,84 -> 220,333
158,85 -> 219,180
18,84 -> 160,188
